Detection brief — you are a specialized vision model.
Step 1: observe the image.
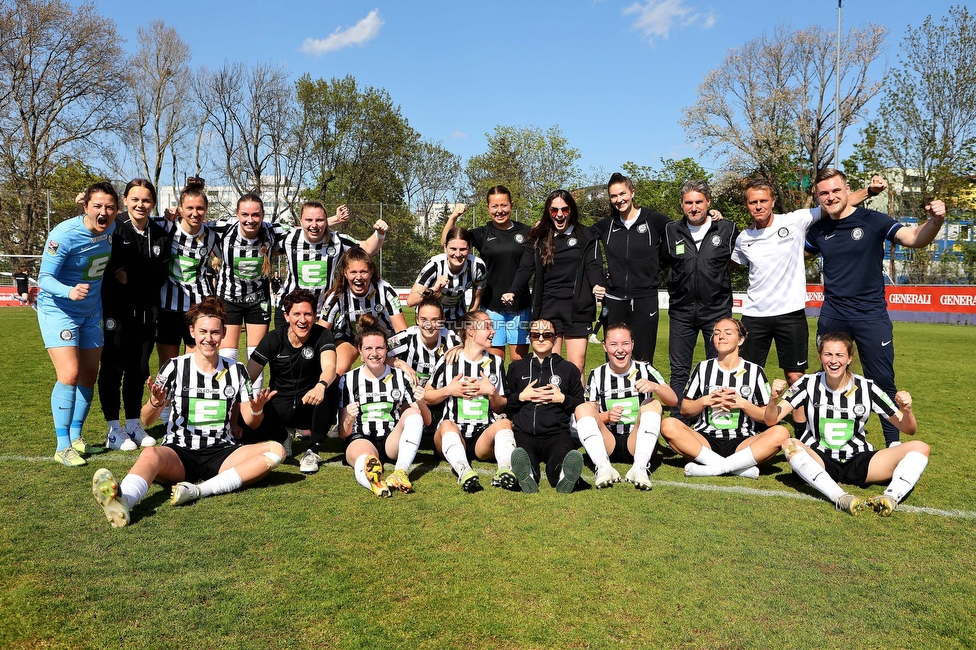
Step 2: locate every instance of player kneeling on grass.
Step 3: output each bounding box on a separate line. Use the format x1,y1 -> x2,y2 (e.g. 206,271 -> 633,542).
581,323 -> 678,490
661,317 -> 789,479
505,318 -> 591,494
92,297 -> 284,528
426,310 -> 512,492
764,332 -> 929,516
339,315 -> 431,498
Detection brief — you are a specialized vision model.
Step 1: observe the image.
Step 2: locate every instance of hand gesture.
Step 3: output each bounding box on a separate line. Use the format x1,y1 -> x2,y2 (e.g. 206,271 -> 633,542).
634,378 -> 659,395
334,205 -> 350,224
869,175 -> 888,195
251,388 -> 278,411
68,283 -> 90,301
373,219 -> 389,236
925,200 -> 946,220
446,373 -> 468,398
412,382 -> 427,404
451,204 -> 467,219
500,292 -> 515,306
146,378 -> 169,407
607,404 -> 625,423
302,382 -> 326,405
894,390 -> 913,411
346,402 -> 360,419
475,371 -> 497,397
519,379 -> 541,403
708,209 -> 724,221
770,378 -> 789,400
547,382 -> 565,404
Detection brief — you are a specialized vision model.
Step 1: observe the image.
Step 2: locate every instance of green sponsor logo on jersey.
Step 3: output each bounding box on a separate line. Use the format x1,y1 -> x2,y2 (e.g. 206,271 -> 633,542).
234,256 -> 263,281
606,396 -> 640,425
297,259 -> 330,287
361,401 -> 394,423
188,398 -> 227,428
170,255 -> 198,282
83,253 -> 111,281
818,418 -> 855,449
458,396 -> 489,423
708,408 -> 740,430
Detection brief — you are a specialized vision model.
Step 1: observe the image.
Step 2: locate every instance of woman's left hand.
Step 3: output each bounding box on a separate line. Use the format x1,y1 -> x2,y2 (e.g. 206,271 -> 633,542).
592,284 -> 606,300
251,388 -> 278,411
302,383 -> 326,405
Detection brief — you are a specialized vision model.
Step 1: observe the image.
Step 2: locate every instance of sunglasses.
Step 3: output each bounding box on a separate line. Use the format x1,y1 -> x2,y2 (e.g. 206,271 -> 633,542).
548,206 -> 571,216
529,331 -> 556,341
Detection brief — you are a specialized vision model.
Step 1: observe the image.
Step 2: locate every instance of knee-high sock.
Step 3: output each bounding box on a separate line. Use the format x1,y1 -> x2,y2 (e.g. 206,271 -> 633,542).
395,413 -> 423,471
685,446 -> 757,476
577,416 -> 609,467
51,382 -> 75,451
493,428 -> 516,469
119,474 -> 149,510
884,451 -> 928,503
246,346 -> 263,391
692,444 -> 759,478
353,454 -> 373,491
440,430 -> 471,475
788,448 -> 846,503
198,468 -> 243,498
632,411 -> 662,470
70,385 -> 94,441
218,347 -> 238,362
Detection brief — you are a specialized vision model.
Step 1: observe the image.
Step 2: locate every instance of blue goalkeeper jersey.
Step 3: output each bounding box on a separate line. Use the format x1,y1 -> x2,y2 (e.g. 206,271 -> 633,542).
37,216 -> 116,317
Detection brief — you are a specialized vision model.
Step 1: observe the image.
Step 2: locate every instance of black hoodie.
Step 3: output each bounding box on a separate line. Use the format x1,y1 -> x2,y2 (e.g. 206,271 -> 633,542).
506,353 -> 584,437
589,207 -> 671,299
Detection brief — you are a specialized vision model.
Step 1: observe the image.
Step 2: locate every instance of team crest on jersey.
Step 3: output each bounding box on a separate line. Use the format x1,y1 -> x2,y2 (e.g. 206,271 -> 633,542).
777,227 -> 789,238
59,329 -> 73,341
375,303 -> 385,313
739,386 -> 752,398
301,347 -> 314,359
326,246 -> 336,256
515,234 -> 525,243
550,375 -> 561,387
46,241 -> 60,256
637,224 -> 648,234
390,389 -> 402,400
711,234 -> 722,246
852,228 -> 864,240
489,374 -> 498,384
853,404 -> 866,416
153,245 -> 161,256
105,318 -> 117,331
223,385 -> 236,398
567,238 -> 577,247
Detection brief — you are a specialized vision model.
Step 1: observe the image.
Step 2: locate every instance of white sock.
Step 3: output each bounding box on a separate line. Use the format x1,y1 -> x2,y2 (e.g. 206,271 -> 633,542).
395,413 -> 423,471
197,468 -> 243,498
218,348 -> 239,362
788,448 -> 846,503
632,411 -> 661,470
353,454 -> 372,491
884,451 -> 928,503
493,428 -> 516,469
685,447 -> 757,477
693,444 -> 758,477
119,474 -> 149,510
576,416 -> 609,468
440,430 -> 471,475
246,346 -> 263,391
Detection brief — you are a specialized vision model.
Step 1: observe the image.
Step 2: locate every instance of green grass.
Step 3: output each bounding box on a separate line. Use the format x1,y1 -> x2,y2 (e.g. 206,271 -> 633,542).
1,307 -> 974,649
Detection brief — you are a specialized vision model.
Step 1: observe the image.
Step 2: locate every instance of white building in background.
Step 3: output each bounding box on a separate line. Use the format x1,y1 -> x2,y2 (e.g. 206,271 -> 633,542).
158,179 -> 298,224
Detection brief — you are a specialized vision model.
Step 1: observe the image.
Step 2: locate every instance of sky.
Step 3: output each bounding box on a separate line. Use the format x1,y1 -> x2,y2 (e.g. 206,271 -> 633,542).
79,0 -> 959,182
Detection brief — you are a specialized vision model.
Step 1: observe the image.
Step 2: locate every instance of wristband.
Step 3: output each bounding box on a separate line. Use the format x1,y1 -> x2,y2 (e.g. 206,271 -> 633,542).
318,379 -> 329,388
250,408 -> 264,416
149,397 -> 163,408
376,232 -> 386,240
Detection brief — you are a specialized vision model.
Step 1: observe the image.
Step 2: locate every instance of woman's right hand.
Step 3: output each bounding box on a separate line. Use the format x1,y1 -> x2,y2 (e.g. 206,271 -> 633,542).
500,293 -> 514,306
68,283 -> 90,301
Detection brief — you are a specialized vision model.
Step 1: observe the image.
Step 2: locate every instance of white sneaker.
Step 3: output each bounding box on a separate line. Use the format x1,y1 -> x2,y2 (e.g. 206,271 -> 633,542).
106,423 -> 137,451
126,421 -> 156,448
594,464 -> 621,489
299,450 -> 321,474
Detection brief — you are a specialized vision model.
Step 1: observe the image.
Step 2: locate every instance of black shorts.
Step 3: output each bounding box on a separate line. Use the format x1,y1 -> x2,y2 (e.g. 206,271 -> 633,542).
156,309 -> 193,347
224,298 -> 271,326
540,296 -> 592,338
740,310 -> 809,373
701,433 -> 750,458
165,443 -> 238,483
343,432 -> 395,465
461,423 -> 489,460
608,431 -> 635,463
810,447 -> 877,488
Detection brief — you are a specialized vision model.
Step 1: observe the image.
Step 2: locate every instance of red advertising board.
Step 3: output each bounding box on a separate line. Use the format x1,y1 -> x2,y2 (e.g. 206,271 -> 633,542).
806,285 -> 976,324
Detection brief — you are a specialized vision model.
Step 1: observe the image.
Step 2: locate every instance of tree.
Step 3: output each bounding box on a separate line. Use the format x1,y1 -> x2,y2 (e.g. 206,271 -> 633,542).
681,23 -> 887,211
465,125 -> 581,214
0,0 -> 126,255
127,20 -> 193,209
865,6 -> 976,217
399,139 -> 462,238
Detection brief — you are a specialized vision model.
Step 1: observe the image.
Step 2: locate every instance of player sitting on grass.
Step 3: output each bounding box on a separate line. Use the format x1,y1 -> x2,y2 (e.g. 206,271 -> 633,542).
765,332 -> 930,516
661,317 -> 790,479
580,323 -> 677,490
91,297 -> 284,528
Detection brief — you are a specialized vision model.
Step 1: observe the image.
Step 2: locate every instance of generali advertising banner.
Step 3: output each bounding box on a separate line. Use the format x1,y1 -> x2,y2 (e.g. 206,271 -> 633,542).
806,285 -> 976,324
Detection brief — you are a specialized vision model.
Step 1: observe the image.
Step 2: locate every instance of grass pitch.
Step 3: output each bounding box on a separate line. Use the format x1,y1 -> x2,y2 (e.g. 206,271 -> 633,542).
0,307 -> 974,649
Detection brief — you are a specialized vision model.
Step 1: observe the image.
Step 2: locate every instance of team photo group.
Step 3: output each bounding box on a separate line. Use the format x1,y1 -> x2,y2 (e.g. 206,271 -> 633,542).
34,167 -> 946,528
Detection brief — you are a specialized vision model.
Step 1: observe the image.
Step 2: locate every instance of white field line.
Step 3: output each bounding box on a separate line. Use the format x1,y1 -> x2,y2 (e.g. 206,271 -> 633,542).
6,454 -> 975,520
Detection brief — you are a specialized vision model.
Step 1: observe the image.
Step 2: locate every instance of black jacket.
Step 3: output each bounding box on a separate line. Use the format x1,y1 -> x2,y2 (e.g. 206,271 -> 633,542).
589,207 -> 671,299
663,218 -> 737,321
102,212 -> 171,316
509,227 -> 604,325
506,353 -> 584,437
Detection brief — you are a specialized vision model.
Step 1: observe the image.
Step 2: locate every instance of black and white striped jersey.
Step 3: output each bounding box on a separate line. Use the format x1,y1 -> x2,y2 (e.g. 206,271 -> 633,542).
586,360 -> 668,436
339,365 -> 416,439
784,372 -> 898,462
414,253 -> 487,320
428,350 -> 506,438
277,228 -> 359,310
211,219 -> 280,303
320,280 -> 403,339
684,358 -> 771,439
158,219 -> 219,311
154,353 -> 252,450
387,325 -> 461,385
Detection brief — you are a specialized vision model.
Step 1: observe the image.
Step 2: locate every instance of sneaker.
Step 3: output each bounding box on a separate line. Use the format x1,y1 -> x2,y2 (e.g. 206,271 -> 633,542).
865,494 -> 897,517
71,437 -> 97,454
625,466 -> 653,491
299,450 -> 321,474
105,423 -> 135,451
490,467 -> 518,490
364,455 -> 391,498
556,450 -> 584,494
126,422 -> 155,448
458,468 -> 481,493
594,464 -> 621,489
92,468 -> 129,528
386,468 -> 414,494
55,446 -> 87,467
835,493 -> 863,516
511,448 -> 538,494
170,481 -> 202,506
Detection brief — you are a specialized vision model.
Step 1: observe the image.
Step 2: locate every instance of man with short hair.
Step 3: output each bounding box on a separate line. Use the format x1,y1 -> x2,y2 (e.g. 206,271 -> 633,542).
805,168 -> 945,447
